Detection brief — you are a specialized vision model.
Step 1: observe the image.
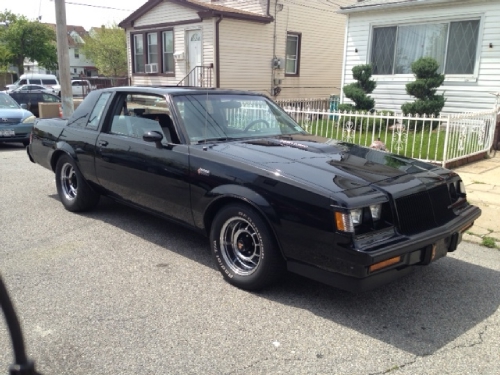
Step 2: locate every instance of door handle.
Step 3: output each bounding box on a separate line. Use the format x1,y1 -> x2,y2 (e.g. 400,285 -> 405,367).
98,140 -> 108,147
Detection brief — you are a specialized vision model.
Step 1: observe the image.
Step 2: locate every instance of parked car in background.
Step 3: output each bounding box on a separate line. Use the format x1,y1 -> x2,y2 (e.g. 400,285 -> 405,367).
9,91 -> 61,118
0,92 -> 36,146
27,87 -> 481,292
5,73 -> 61,96
10,84 -> 57,95
71,79 -> 96,97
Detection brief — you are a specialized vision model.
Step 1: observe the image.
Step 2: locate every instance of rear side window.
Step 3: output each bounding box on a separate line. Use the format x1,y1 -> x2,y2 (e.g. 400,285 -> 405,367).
42,79 -> 57,85
87,92 -> 112,130
42,94 -> 59,102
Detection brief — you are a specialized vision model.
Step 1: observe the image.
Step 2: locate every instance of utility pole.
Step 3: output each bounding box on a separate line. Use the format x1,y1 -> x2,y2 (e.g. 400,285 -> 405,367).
54,0 -> 74,117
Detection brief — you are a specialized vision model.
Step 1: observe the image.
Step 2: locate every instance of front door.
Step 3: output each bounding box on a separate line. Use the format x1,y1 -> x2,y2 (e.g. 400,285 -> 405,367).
187,30 -> 202,86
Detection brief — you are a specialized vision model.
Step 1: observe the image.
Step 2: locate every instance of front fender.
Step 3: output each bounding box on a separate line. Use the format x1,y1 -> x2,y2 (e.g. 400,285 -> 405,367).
198,184 -> 280,229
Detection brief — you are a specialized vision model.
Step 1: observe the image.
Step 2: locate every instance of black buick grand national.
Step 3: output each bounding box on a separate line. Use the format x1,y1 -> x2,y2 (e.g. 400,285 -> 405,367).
27,87 -> 481,292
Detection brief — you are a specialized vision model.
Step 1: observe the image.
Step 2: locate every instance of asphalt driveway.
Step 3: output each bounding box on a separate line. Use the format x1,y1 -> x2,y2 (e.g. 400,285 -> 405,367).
1,144 -> 500,375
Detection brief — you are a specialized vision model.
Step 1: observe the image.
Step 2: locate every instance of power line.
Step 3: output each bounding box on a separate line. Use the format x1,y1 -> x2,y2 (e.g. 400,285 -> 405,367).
49,1 -> 133,12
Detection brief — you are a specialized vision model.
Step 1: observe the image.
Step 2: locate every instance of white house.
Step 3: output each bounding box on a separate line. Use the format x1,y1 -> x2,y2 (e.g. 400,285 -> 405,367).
43,24 -> 98,78
338,0 -> 500,113
118,0 -> 352,99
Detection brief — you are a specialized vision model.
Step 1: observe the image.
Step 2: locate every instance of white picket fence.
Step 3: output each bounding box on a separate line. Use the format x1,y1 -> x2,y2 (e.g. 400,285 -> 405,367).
279,103 -> 498,167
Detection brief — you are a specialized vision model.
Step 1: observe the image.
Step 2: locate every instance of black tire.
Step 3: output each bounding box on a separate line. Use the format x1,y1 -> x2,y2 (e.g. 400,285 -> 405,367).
22,140 -> 29,146
55,154 -> 100,212
210,203 -> 285,290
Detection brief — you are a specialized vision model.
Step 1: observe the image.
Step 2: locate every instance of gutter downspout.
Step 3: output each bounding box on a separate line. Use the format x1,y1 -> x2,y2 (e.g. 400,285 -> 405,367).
215,15 -> 223,88
271,0 -> 278,97
339,14 -> 349,106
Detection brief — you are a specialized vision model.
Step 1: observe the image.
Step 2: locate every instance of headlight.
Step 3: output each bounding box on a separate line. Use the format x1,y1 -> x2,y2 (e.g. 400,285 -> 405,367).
369,204 -> 382,221
22,115 -> 36,124
457,181 -> 466,195
350,208 -> 363,226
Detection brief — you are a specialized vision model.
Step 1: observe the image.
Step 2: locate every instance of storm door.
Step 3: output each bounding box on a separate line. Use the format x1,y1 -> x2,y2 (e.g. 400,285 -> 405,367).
187,30 -> 202,86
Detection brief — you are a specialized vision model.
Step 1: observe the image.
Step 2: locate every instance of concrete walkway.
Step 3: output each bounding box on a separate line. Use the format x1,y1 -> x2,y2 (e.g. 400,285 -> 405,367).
452,152 -> 500,248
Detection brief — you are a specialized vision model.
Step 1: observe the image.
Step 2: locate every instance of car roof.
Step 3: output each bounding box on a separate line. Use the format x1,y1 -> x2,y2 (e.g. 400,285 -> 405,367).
99,86 -> 268,97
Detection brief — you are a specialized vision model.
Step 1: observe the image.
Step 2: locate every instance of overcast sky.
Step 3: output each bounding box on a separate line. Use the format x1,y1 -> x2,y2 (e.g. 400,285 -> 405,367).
4,0 -> 147,30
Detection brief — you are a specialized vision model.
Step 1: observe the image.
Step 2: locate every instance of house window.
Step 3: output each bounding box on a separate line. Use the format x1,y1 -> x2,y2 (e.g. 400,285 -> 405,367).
285,32 -> 301,76
74,48 -> 79,59
132,30 -> 175,75
162,30 -> 174,73
147,32 -> 158,66
134,34 -> 145,73
370,19 -> 480,75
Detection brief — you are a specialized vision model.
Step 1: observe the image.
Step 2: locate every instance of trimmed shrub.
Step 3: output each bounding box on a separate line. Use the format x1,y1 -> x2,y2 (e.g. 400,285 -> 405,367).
342,64 -> 377,111
401,57 -> 446,118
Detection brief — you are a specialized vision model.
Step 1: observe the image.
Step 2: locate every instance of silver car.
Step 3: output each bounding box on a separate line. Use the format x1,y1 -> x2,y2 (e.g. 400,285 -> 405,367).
0,92 -> 36,146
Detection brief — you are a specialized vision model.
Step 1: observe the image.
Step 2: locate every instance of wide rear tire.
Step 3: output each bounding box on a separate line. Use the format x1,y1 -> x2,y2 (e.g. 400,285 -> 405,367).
210,203 -> 285,290
55,154 -> 100,212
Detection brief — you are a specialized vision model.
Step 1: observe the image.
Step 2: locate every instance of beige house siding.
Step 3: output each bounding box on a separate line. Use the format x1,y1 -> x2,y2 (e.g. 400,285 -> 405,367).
123,0 -> 350,99
272,0 -> 350,99
342,1 -> 500,113
218,19 -> 274,94
125,2 -> 215,86
214,0 -> 268,16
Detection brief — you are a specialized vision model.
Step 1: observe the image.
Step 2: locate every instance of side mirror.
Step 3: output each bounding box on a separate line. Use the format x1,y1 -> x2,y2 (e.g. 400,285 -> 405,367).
143,130 -> 164,148
20,103 -> 28,110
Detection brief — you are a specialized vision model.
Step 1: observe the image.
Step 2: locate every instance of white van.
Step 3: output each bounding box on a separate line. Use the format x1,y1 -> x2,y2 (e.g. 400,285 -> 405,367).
5,74 -> 61,95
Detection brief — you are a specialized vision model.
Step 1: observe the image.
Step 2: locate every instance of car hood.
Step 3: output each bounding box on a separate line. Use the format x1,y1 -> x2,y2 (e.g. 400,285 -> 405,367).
209,134 -> 449,194
0,108 -> 33,121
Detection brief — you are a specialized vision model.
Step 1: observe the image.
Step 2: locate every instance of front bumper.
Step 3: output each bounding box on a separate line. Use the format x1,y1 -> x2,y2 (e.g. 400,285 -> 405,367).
0,123 -> 32,144
288,204 -> 482,293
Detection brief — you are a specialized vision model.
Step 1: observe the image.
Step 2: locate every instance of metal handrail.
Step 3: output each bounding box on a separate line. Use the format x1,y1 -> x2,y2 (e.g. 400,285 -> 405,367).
177,64 -> 214,87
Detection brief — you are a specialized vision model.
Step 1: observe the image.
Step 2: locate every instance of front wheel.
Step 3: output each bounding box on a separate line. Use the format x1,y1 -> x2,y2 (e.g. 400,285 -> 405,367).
55,155 -> 99,212
210,204 -> 285,290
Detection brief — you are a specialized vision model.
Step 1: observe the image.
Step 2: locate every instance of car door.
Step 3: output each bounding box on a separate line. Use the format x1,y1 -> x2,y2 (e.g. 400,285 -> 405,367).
94,91 -> 193,225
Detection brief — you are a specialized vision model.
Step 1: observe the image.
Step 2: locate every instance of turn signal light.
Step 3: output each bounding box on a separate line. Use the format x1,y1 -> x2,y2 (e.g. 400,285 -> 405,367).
369,256 -> 401,273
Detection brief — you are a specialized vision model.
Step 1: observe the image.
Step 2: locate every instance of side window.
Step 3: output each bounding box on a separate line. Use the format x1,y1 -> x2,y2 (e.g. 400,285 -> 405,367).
30,79 -> 42,85
87,92 -> 112,130
19,79 -> 27,85
109,93 -> 178,144
42,79 -> 57,85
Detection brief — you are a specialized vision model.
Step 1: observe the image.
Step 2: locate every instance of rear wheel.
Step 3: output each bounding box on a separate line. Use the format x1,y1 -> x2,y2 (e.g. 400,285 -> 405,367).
210,203 -> 285,290
55,155 -> 99,212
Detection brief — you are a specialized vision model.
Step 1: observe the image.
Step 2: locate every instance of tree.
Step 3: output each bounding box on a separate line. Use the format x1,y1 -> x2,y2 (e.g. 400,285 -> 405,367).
340,64 -> 377,112
82,25 -> 127,77
0,11 -> 57,75
401,57 -> 446,117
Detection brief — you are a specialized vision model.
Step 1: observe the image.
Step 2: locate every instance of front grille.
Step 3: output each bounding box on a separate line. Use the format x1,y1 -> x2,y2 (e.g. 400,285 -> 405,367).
395,184 -> 454,235
0,118 -> 21,125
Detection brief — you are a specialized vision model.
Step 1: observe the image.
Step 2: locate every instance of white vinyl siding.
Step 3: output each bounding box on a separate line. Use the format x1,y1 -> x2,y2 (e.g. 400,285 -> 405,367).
342,1 -> 500,113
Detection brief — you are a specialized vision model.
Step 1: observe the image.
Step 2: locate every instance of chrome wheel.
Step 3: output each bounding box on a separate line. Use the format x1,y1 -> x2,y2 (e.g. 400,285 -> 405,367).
60,162 -> 78,201
220,216 -> 262,276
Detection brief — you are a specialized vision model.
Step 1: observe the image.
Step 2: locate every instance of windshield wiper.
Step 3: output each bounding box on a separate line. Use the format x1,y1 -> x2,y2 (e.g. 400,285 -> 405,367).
196,137 -> 236,144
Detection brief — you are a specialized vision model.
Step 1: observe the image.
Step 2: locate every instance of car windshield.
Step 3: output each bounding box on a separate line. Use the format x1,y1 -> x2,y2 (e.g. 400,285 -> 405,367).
172,94 -> 307,143
0,93 -> 21,109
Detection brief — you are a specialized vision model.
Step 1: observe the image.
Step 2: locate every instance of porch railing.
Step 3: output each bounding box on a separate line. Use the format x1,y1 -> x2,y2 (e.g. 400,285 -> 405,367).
177,64 -> 214,87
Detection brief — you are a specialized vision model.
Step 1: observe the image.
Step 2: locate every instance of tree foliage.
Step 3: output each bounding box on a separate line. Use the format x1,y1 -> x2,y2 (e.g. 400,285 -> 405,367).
340,64 -> 377,112
0,11 -> 57,75
82,25 -> 127,77
401,57 -> 446,117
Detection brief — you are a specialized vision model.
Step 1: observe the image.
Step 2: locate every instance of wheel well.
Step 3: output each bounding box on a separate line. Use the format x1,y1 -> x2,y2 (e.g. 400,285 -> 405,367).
203,197 -> 286,259
50,150 -> 67,171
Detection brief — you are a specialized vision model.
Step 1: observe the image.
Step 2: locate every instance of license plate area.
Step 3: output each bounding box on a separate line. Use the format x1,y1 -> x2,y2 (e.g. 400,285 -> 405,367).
0,129 -> 15,137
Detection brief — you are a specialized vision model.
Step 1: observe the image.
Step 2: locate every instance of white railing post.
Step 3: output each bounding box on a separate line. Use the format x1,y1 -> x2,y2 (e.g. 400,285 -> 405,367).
442,114 -> 451,168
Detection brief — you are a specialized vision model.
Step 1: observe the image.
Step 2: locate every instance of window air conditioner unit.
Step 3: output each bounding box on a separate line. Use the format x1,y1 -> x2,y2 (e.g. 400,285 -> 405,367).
145,63 -> 158,73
